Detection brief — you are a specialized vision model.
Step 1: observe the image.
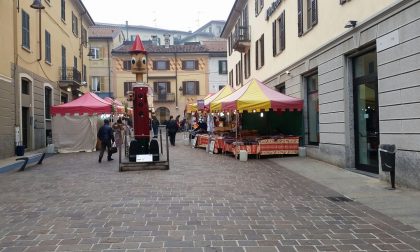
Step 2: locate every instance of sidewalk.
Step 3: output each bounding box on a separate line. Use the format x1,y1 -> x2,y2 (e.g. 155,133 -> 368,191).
269,156 -> 420,230
0,148 -> 47,173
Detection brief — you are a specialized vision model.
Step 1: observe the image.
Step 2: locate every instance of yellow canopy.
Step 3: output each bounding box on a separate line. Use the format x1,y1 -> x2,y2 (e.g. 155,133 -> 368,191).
190,85 -> 233,112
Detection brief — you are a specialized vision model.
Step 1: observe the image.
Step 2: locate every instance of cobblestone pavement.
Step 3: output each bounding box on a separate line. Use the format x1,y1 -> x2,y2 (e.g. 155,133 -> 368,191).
0,142 -> 419,252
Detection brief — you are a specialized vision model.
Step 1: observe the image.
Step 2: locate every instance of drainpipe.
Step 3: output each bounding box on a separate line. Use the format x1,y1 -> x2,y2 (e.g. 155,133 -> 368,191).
13,0 -> 19,140
175,52 -> 178,109
107,40 -> 111,97
37,9 -> 42,61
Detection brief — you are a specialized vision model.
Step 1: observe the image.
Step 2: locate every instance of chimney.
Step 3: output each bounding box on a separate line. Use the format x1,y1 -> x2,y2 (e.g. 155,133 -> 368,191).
151,35 -> 158,46
163,34 -> 171,48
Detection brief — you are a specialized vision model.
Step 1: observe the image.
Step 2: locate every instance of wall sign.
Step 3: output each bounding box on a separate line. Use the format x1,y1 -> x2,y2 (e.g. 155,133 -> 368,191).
266,0 -> 284,21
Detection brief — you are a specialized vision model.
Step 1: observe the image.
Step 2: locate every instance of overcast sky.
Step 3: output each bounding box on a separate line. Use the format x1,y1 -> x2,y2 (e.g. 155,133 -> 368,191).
83,0 -> 236,32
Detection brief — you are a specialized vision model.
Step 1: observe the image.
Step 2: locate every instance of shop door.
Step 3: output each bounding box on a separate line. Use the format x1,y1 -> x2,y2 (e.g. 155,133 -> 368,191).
22,107 -> 29,148
353,51 -> 379,173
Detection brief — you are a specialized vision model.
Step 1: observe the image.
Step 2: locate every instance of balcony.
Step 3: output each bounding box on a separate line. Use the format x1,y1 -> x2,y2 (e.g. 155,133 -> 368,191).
58,67 -> 82,89
232,26 -> 251,53
153,93 -> 175,102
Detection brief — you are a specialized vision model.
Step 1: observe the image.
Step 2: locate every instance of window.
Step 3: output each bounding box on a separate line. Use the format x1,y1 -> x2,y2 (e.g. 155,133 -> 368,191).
229,70 -> 233,87
154,82 -> 171,96
298,0 -> 318,36
273,11 -> 285,56
153,60 -> 170,70
61,0 -> 66,21
81,27 -> 87,46
45,87 -> 52,120
61,92 -> 68,104
275,83 -> 286,94
21,79 -> 30,95
22,10 -> 30,49
339,0 -> 350,4
182,60 -> 199,70
182,81 -> 199,95
45,30 -> 51,63
124,82 -> 134,95
255,0 -> 264,16
72,12 -> 78,36
123,60 -> 131,71
255,34 -> 265,69
61,46 -> 66,79
91,76 -> 103,92
218,85 -> 224,91
244,49 -> 251,79
235,61 -> 243,86
91,48 -> 100,59
219,60 -> 227,74
307,73 -> 319,145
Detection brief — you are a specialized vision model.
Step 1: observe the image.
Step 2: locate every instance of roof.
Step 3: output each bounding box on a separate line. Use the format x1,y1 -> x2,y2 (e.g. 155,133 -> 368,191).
221,0 -> 247,38
194,20 -> 226,33
202,41 -> 227,52
51,92 -> 112,116
95,22 -> 191,35
89,26 -> 122,39
74,0 -> 95,26
112,41 -> 210,54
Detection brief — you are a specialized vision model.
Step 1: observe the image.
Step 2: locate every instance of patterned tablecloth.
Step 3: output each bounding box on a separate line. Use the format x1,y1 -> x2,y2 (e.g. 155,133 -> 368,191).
196,134 -> 209,148
258,137 -> 299,155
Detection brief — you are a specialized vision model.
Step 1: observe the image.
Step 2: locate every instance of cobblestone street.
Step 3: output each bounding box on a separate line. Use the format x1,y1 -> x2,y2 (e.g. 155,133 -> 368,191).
0,143 -> 419,252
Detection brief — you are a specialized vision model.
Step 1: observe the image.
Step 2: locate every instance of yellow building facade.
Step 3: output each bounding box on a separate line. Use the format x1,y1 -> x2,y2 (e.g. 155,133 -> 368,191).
112,42 -> 209,123
0,0 -> 94,158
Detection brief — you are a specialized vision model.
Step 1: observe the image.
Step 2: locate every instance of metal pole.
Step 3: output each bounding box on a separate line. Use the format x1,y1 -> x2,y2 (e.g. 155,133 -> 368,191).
166,131 -> 170,163
159,128 -> 163,154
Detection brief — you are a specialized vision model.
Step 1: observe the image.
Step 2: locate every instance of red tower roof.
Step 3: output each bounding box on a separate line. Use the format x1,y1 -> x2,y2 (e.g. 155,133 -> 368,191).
130,35 -> 147,54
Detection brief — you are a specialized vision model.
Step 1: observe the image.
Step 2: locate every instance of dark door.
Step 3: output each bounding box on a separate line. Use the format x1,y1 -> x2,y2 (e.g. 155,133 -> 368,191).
353,51 -> 379,173
22,107 -> 29,148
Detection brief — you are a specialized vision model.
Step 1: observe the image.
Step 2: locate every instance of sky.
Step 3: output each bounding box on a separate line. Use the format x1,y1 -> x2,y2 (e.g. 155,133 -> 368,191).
83,0 -> 236,32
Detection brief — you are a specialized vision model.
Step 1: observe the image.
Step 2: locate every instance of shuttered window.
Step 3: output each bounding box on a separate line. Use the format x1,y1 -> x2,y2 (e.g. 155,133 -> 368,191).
91,76 -> 104,92
123,60 -> 131,70
45,30 -> 51,63
255,0 -> 264,16
124,82 -> 135,95
182,81 -> 199,95
153,60 -> 170,70
273,11 -> 286,56
71,12 -> 78,37
256,34 -> 264,69
244,49 -> 251,79
298,0 -> 317,37
182,60 -> 199,70
22,10 -> 30,49
219,60 -> 227,74
61,0 -> 66,21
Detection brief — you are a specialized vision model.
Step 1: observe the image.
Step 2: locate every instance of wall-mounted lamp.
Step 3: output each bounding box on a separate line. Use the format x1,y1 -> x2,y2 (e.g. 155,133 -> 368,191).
344,20 -> 357,28
178,86 -> 183,91
285,70 -> 290,75
30,0 -> 45,9
66,87 -> 72,92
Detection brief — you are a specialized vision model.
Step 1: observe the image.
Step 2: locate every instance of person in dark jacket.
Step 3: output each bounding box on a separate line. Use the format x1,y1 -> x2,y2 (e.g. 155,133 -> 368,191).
97,119 -> 115,162
151,115 -> 160,138
166,115 -> 179,146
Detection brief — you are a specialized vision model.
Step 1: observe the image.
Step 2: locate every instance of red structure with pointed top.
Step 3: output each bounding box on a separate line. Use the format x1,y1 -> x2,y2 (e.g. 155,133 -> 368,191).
130,35 -> 147,54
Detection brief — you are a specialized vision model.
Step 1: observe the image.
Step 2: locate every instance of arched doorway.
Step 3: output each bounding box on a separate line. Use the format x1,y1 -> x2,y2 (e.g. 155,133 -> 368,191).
155,107 -> 170,124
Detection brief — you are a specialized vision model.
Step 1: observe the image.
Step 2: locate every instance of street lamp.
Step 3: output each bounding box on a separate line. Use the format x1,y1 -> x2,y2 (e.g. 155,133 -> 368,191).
30,0 -> 45,61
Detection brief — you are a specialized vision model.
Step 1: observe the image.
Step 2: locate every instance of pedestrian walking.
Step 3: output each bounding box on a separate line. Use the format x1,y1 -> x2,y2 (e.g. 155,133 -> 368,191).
151,115 -> 160,138
166,115 -> 179,146
97,119 -> 115,162
112,118 -> 125,147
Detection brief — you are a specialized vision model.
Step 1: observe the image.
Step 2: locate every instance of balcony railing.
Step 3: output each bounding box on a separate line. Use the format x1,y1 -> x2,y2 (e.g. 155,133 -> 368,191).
153,93 -> 175,102
232,25 -> 251,53
58,67 -> 82,86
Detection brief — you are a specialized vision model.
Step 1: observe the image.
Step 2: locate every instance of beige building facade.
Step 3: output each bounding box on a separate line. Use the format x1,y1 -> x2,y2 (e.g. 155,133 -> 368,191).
112,42 -> 210,122
222,0 -> 420,189
88,26 -> 124,98
0,0 -> 94,158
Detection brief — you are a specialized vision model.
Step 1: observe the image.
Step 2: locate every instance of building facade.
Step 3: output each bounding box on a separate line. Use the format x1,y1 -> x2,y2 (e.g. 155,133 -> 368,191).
112,42 -> 213,123
203,41 -> 228,93
0,0 -> 94,158
222,0 -> 420,189
88,26 -> 124,98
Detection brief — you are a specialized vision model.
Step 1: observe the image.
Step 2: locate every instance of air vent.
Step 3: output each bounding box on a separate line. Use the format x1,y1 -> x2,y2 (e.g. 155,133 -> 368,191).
326,196 -> 353,202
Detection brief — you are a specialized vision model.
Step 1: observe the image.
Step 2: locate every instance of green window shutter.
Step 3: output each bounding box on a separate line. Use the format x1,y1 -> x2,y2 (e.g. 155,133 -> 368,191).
182,82 -> 186,95
311,0 -> 318,25
153,82 -> 158,94
166,82 -> 171,93
195,60 -> 199,70
195,81 -> 199,95
272,20 -> 277,56
280,11 -> 286,51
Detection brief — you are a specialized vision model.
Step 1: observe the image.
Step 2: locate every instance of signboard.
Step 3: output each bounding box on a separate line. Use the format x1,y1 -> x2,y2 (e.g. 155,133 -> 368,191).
197,100 -> 205,110
136,154 -> 153,162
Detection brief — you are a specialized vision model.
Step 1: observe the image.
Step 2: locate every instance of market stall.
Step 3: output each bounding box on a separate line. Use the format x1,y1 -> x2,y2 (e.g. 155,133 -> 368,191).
204,79 -> 304,158
50,92 -> 113,153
